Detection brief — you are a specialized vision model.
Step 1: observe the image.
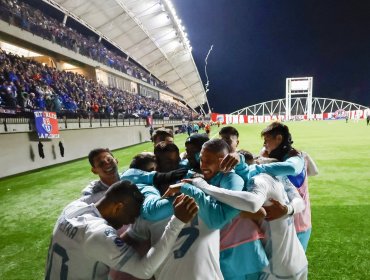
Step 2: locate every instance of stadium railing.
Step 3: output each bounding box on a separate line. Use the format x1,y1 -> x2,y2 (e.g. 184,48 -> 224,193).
0,108 -> 191,133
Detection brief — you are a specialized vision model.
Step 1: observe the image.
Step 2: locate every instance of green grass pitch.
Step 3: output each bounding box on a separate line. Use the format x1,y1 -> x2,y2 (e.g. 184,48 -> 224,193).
0,120 -> 369,279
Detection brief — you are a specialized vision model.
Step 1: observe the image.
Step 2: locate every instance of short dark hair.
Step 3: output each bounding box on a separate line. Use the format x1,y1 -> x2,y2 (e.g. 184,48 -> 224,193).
154,141 -> 179,157
219,126 -> 239,138
88,148 -> 113,167
239,149 -> 254,162
185,133 -> 209,149
202,138 -> 231,154
261,122 -> 298,160
129,152 -> 156,171
105,180 -> 144,206
261,122 -> 293,144
152,128 -> 174,143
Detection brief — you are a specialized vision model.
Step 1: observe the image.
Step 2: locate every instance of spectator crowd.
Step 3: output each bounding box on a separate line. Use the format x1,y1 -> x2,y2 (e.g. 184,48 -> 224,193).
0,49 -> 196,120
0,0 -> 177,94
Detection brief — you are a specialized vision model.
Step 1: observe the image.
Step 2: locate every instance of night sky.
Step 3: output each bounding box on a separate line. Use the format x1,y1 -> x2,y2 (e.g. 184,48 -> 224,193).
172,0 -> 370,113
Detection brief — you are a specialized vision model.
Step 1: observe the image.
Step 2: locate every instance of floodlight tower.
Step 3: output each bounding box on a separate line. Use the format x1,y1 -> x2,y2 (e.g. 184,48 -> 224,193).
286,77 -> 313,120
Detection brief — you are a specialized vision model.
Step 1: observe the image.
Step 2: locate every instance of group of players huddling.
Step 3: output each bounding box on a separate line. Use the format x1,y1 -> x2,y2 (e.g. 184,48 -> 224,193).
45,122 -> 318,280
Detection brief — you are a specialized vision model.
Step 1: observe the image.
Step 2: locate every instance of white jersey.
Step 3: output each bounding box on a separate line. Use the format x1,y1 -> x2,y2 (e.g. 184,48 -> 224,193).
302,151 -> 319,177
191,175 -> 308,279
127,215 -> 223,280
80,180 -> 109,204
45,200 -> 185,280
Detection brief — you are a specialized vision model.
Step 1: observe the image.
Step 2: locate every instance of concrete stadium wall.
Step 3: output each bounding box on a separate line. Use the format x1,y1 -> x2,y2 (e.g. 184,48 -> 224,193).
0,125 -> 153,178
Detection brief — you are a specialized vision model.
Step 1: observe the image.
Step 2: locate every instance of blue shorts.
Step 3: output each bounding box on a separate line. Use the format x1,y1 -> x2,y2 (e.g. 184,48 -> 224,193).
297,228 -> 312,252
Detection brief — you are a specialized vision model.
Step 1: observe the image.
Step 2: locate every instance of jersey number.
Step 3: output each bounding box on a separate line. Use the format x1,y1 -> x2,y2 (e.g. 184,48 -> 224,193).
45,243 -> 69,280
173,216 -> 199,259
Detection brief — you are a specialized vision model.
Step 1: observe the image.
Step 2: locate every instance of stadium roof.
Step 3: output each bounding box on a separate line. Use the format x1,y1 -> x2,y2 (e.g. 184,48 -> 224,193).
42,0 -> 208,111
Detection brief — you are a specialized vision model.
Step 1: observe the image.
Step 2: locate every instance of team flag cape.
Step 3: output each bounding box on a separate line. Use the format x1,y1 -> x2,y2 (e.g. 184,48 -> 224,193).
146,115 -> 153,126
34,111 -> 60,139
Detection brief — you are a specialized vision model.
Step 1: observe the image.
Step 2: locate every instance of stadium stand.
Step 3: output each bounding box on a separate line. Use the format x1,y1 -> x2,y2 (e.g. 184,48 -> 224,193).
0,0 -> 169,91
0,48 -> 195,120
0,0 -> 198,120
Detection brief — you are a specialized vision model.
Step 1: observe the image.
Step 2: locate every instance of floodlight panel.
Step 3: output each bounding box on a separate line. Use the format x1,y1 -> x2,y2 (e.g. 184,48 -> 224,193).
290,80 -> 310,91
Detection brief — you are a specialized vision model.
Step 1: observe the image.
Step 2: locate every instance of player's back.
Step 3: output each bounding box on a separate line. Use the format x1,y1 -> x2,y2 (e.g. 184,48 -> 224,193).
128,215 -> 223,280
45,200 -> 110,280
251,174 -> 307,278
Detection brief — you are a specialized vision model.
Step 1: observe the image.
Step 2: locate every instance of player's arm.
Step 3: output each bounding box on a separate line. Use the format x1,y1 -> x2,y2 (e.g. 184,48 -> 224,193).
189,177 -> 267,213
85,216 -> 183,279
180,183 -> 239,229
86,196 -> 197,279
120,168 -> 188,186
233,153 -> 251,180
264,178 -> 305,221
181,172 -> 245,229
120,168 -> 157,185
140,189 -> 174,221
303,152 -> 319,176
120,227 -> 144,252
248,155 -> 304,179
265,177 -> 306,217
284,178 -> 305,214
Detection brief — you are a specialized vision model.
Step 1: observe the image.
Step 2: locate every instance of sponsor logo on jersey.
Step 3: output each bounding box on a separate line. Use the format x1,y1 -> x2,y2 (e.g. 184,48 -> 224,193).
104,228 -> 115,237
114,237 -> 124,247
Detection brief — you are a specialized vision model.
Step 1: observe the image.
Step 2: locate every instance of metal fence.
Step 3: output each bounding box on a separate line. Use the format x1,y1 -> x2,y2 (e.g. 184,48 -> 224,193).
0,110 -> 188,132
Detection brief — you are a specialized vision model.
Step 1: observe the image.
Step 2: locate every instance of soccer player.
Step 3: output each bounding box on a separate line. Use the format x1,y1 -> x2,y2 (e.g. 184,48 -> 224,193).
186,122 -> 192,136
120,148 -> 187,189
219,123 -> 316,251
219,126 -> 239,153
126,139 -> 246,280
184,175 -> 308,280
218,126 -> 256,171
193,123 -> 199,133
205,122 -> 211,135
80,148 -> 120,204
247,122 -> 315,251
120,145 -> 188,222
151,128 -> 174,146
130,152 -> 157,172
182,133 -> 210,173
45,180 -> 198,280
217,126 -> 269,279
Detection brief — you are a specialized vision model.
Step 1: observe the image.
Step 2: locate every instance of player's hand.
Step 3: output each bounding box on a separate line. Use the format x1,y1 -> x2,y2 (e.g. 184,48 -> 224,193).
240,207 -> 267,221
219,152 -> 240,172
173,194 -> 198,223
162,183 -> 183,198
264,198 -> 288,221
